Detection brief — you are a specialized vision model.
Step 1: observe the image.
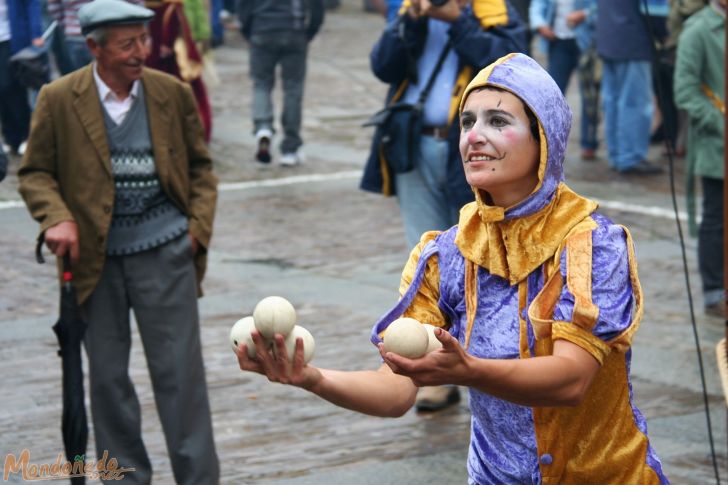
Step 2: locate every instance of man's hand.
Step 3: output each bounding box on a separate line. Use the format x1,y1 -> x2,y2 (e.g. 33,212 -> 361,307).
566,10 -> 587,28
406,0 -> 423,18
45,221 -> 79,265
420,0 -> 463,23
31,37 -> 44,48
189,233 -> 199,255
537,25 -> 556,40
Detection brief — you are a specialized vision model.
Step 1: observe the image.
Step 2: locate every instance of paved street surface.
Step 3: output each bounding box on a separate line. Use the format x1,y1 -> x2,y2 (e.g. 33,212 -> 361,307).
1,1 -> 727,483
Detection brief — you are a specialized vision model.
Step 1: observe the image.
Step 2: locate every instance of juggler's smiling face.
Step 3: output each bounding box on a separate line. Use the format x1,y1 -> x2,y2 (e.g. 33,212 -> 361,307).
459,88 -> 540,208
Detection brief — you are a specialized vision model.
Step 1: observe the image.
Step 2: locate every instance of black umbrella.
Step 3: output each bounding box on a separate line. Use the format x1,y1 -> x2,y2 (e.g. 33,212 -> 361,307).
9,46 -> 50,90
36,238 -> 88,484
9,21 -> 56,90
0,144 -> 7,182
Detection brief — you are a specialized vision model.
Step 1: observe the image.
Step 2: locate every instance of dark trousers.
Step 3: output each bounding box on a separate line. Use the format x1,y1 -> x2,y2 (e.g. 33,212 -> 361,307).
547,38 -> 598,151
699,177 -> 724,300
0,40 -> 31,150
652,55 -> 678,148
249,31 -> 308,154
82,236 -> 219,484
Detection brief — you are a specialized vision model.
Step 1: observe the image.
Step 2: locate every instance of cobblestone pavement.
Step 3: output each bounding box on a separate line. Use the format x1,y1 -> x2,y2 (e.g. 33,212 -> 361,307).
1,1 -> 726,484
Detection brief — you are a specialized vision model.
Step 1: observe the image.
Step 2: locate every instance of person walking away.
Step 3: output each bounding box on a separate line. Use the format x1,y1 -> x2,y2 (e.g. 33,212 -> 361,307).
238,0 -> 325,166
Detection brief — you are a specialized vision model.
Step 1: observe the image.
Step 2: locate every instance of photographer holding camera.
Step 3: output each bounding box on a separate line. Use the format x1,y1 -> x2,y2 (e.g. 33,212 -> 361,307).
360,0 -> 526,411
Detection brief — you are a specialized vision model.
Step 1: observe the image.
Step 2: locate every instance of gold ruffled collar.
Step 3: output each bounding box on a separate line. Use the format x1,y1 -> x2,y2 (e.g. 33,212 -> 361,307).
454,183 -> 598,285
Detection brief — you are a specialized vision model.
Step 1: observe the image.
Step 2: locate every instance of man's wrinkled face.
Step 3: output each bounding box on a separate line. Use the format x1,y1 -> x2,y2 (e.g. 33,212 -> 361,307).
89,24 -> 150,88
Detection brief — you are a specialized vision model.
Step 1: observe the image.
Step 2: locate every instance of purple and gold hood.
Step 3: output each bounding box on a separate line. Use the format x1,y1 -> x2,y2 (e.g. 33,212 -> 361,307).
454,54 -> 598,284
460,52 -> 571,220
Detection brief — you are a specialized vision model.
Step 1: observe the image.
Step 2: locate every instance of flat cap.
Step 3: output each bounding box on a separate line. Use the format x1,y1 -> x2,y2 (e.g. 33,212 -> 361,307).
79,0 -> 155,36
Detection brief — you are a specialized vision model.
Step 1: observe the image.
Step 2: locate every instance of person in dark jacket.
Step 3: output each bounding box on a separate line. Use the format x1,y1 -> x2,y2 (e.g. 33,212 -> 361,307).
238,0 -> 324,166
360,0 -> 526,411
0,0 -> 43,156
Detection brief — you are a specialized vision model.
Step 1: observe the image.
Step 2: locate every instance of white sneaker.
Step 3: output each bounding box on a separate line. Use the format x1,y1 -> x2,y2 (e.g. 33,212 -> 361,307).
255,128 -> 273,142
1,142 -> 10,154
17,141 -> 27,156
254,129 -> 273,164
280,151 -> 303,166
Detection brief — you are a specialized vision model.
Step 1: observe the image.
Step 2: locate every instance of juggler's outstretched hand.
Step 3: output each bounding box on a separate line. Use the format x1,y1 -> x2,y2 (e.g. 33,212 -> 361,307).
235,328 -> 322,390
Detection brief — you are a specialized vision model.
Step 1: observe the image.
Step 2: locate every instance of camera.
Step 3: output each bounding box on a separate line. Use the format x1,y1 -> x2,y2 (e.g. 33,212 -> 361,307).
429,0 -> 449,6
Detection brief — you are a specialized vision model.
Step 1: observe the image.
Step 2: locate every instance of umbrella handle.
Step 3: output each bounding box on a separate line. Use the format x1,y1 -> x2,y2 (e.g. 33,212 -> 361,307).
35,232 -> 45,264
62,253 -> 72,282
36,232 -> 73,281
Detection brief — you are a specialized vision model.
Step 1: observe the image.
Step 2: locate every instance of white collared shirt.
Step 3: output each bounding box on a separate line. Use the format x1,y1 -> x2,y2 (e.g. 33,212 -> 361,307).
93,62 -> 140,125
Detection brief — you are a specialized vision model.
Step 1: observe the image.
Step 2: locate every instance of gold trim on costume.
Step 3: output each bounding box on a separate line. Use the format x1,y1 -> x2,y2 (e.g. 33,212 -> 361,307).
702,83 -> 725,114
566,230 -> 599,331
464,259 -> 478,350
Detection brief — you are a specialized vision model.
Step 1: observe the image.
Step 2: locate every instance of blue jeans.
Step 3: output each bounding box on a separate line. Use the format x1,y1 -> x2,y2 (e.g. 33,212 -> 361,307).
395,135 -> 460,248
249,31 -> 308,154
547,38 -> 598,151
210,0 -> 224,44
601,59 -> 653,170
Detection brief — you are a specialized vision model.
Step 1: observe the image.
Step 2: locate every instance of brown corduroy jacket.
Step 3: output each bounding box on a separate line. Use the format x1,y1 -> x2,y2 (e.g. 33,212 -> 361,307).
18,65 -> 217,304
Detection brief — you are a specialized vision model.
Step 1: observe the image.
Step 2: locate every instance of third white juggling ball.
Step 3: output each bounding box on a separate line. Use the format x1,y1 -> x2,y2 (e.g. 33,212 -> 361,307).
423,323 -> 443,353
253,296 -> 297,339
383,317 -> 429,359
275,325 -> 316,364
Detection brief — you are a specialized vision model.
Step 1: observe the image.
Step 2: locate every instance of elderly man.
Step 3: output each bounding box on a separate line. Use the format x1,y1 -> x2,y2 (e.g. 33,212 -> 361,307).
17,0 -> 219,483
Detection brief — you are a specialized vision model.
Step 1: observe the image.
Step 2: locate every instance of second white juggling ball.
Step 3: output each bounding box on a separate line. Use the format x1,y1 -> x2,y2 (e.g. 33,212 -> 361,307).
422,323 -> 444,353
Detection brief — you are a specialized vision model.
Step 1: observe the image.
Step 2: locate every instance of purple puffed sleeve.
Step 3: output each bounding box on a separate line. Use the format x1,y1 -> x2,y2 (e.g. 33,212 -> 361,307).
553,218 -> 635,342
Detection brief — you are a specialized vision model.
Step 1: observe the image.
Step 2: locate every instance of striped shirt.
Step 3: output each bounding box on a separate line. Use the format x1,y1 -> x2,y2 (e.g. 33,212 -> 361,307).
48,0 -> 144,37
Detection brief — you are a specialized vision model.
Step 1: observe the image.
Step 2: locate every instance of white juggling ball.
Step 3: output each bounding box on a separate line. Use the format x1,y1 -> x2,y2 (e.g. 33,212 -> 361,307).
423,323 -> 444,354
253,296 -> 297,339
274,325 -> 316,364
383,317 -> 429,359
230,316 -> 259,358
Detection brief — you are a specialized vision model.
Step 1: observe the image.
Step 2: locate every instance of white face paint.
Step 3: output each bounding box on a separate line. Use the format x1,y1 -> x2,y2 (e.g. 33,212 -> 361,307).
459,88 -> 540,208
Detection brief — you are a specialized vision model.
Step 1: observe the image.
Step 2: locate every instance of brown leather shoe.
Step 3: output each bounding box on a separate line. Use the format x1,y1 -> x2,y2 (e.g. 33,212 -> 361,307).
581,148 -> 596,161
617,160 -> 663,175
415,385 -> 460,412
705,302 -> 726,319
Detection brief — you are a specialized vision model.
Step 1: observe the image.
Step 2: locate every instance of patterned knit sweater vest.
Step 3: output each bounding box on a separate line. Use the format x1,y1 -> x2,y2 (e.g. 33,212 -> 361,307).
103,85 -> 188,255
